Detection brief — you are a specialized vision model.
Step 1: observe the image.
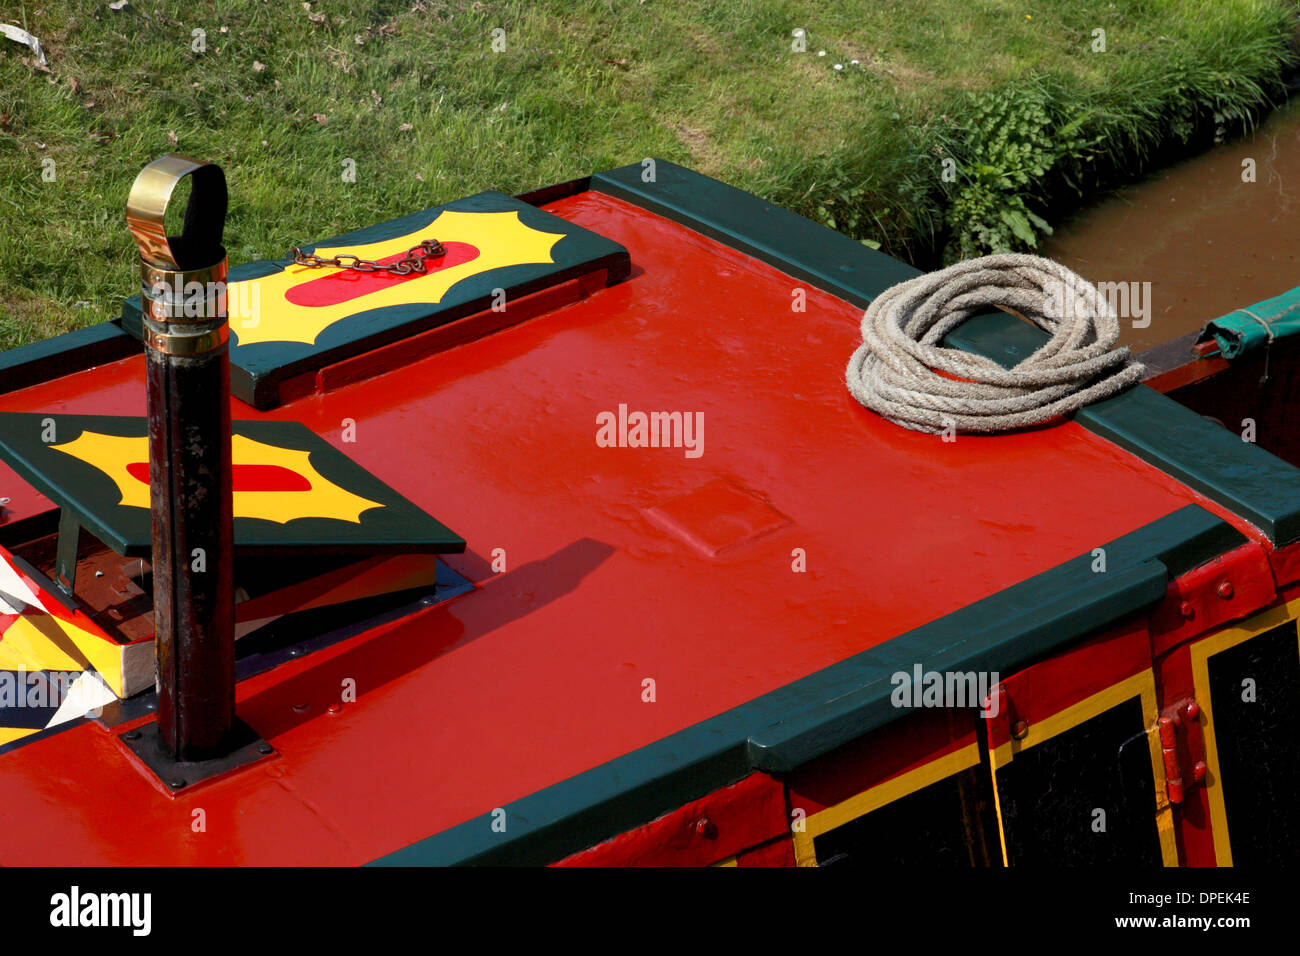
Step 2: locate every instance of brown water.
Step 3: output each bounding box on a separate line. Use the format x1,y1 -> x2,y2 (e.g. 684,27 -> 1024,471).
1042,100 -> 1300,353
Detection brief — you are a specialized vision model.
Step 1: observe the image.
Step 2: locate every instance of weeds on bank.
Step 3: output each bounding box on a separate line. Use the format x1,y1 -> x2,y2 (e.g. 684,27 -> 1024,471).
0,0 -> 1295,344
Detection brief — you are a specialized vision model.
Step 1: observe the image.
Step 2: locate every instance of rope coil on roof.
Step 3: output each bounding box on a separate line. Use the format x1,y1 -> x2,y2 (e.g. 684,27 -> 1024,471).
845,253 -> 1145,434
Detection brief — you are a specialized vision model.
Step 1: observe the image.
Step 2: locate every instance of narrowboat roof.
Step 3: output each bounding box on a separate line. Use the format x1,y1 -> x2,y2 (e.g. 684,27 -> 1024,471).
2,162 -> 1300,865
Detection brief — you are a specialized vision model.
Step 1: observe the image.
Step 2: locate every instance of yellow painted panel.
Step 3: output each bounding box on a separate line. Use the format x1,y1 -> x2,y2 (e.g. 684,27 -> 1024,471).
793,743 -> 981,867
0,615 -> 89,672
229,211 -> 563,346
988,670 -> 1177,867
0,726 -> 38,747
1190,593 -> 1300,867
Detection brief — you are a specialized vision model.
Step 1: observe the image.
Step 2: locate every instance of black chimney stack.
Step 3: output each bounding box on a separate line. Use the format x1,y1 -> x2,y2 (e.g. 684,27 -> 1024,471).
126,155 -> 236,761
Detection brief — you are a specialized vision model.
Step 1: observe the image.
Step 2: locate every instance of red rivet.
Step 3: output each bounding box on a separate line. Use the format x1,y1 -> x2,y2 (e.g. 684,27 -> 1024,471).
1218,581 -> 1233,599
1193,760 -> 1207,782
328,703 -> 342,714
694,817 -> 718,839
1185,701 -> 1200,721
1012,720 -> 1029,740
1179,601 -> 1195,619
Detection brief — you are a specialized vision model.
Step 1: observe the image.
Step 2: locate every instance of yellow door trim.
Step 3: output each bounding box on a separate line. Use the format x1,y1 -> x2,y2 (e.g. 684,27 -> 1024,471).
792,742 -> 981,867
1189,594 -> 1300,867
988,669 -> 1177,867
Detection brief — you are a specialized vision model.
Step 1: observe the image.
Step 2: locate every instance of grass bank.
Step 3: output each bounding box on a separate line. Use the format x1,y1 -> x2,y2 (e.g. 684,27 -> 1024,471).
0,0 -> 1295,347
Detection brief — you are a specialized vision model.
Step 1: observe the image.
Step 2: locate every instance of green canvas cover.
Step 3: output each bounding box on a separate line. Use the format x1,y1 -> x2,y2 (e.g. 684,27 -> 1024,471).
1199,286 -> 1300,360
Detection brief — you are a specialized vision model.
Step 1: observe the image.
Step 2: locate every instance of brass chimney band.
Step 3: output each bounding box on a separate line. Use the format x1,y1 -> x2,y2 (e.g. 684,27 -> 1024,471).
139,258 -> 230,304
141,317 -> 230,356
138,258 -> 230,357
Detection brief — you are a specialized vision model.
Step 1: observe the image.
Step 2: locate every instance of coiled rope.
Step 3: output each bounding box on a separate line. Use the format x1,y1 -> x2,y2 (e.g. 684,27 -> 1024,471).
845,253 -> 1145,434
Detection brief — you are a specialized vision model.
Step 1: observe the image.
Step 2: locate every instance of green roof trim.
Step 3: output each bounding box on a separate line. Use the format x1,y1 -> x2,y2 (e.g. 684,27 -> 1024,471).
591,160 -> 918,305
0,322 -> 139,398
594,160 -> 1300,547
372,504 -> 1240,866
945,312 -> 1300,546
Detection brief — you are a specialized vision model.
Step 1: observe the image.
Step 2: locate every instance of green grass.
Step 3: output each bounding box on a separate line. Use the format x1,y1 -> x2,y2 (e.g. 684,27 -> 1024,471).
0,0 -> 1295,347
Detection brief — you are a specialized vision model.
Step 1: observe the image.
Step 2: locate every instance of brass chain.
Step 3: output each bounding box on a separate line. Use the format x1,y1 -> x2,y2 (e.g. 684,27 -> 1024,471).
289,238 -> 446,276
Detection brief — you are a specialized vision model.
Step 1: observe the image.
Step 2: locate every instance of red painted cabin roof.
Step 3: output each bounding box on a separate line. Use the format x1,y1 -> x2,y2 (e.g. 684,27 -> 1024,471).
0,188 -> 1266,864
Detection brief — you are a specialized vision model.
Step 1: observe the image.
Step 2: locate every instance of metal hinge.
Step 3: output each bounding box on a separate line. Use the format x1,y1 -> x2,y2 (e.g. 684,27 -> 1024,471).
1157,698 -> 1207,804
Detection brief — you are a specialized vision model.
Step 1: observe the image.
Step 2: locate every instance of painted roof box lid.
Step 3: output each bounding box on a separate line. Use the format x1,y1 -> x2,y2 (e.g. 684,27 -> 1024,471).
119,191 -> 631,408
0,412 -> 465,558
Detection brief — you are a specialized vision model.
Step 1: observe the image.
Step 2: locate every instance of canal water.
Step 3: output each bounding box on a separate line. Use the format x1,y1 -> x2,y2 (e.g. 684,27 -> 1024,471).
1041,99 -> 1300,354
